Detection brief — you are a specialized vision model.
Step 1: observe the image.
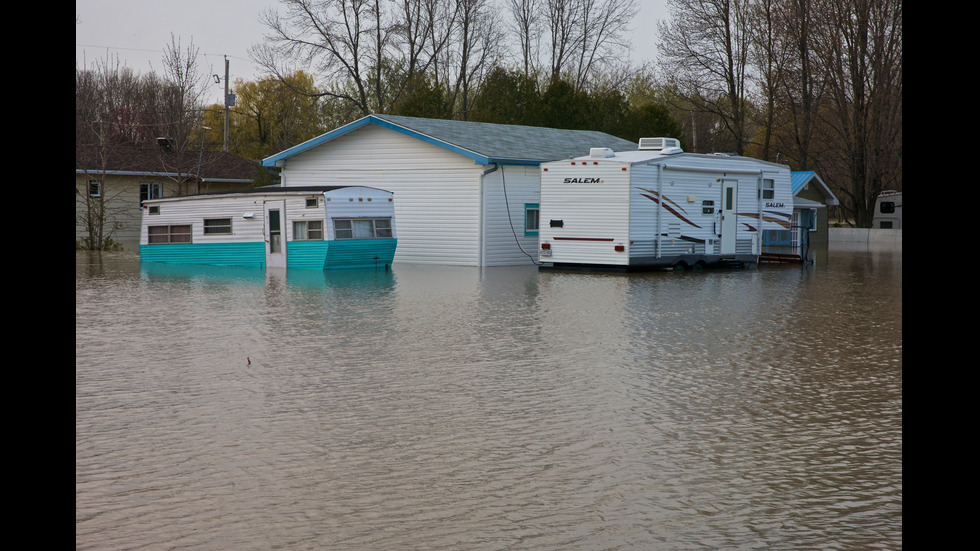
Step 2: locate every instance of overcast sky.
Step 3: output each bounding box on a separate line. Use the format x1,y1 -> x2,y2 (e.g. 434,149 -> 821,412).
76,0 -> 669,106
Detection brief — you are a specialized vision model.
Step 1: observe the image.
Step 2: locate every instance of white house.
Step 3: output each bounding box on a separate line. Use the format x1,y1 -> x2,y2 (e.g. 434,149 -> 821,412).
261,114 -> 636,266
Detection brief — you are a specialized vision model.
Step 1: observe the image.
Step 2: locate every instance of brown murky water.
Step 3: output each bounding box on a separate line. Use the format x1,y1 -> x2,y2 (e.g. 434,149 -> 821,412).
76,248 -> 902,550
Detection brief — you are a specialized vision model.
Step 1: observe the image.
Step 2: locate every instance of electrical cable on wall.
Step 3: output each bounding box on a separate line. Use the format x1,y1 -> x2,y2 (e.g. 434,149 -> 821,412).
498,164 -> 543,266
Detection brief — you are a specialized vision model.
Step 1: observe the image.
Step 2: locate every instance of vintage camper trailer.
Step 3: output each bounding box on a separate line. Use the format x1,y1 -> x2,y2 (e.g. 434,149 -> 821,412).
872,190 -> 902,229
139,186 -> 396,270
537,138 -> 794,271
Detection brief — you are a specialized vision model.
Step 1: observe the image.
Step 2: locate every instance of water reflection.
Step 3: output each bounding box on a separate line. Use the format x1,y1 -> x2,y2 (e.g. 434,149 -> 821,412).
77,250 -> 901,550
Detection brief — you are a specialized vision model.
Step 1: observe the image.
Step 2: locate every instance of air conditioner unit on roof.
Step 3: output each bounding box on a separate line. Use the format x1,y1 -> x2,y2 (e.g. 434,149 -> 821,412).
638,137 -> 681,151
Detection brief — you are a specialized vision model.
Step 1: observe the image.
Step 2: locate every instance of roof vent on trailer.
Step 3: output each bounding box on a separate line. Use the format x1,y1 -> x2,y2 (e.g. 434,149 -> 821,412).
638,137 -> 682,154
589,147 -> 615,158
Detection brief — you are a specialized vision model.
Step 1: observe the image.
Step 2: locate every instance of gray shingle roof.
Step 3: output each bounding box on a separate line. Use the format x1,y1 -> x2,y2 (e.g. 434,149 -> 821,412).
262,114 -> 638,167
76,144 -> 262,183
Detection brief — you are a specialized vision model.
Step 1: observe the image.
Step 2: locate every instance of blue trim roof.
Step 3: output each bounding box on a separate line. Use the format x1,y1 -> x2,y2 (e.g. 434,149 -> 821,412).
261,114 -> 638,167
791,170 -> 840,206
791,171 -> 816,194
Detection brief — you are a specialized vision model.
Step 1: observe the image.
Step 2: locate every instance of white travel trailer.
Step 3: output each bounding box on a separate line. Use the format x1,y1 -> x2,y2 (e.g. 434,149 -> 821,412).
139,186 -> 397,270
537,138 -> 794,271
872,190 -> 902,229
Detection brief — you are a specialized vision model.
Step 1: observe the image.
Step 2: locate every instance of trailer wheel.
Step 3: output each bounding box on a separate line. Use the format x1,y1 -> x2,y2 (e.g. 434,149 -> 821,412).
673,262 -> 687,272
692,262 -> 705,272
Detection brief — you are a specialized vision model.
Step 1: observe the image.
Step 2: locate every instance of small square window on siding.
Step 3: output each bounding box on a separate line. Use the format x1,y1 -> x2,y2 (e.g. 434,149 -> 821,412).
306,197 -> 318,208
760,179 -> 775,200
203,218 -> 233,235
524,203 -> 539,236
89,180 -> 102,198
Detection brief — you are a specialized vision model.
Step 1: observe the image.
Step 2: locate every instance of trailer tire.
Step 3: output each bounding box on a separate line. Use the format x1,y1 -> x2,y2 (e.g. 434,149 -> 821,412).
673,263 -> 687,272
692,262 -> 705,272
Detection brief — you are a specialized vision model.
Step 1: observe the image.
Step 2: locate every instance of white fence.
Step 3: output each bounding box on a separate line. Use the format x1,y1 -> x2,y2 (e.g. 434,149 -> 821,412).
830,228 -> 902,249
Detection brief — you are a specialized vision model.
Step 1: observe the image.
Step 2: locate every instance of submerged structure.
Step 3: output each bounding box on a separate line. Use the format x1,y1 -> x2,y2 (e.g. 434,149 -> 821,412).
139,186 -> 396,270
537,138 -> 795,271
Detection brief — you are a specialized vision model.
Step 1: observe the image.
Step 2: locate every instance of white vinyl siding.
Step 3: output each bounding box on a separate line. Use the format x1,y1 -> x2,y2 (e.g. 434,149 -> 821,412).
539,163 -> 632,266
481,165 -> 541,266
279,125 -> 484,266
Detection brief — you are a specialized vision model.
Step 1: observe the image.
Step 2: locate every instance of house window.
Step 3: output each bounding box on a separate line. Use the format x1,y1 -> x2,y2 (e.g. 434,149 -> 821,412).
293,220 -> 324,240
203,218 -> 232,235
140,182 -> 162,206
306,197 -> 318,208
89,180 -> 102,198
760,179 -> 774,200
801,208 -> 817,232
333,218 -> 392,239
147,225 -> 192,244
525,203 -> 539,236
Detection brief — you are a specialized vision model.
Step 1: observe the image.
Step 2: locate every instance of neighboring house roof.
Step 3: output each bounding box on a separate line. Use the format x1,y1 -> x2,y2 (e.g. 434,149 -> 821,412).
76,144 -> 263,184
791,170 -> 839,206
261,114 -> 639,167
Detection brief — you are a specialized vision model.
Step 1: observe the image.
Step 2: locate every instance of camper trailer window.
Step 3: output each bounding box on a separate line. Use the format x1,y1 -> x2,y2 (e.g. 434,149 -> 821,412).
760,179 -> 775,200
306,197 -> 318,208
525,204 -> 540,236
293,220 -> 323,240
334,218 -> 392,239
203,218 -> 233,235
879,201 -> 895,214
702,200 -> 715,214
147,224 -> 191,244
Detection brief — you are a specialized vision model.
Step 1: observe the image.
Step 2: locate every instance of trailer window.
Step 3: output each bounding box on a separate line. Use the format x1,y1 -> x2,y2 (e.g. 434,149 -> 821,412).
294,220 -> 323,240
147,225 -> 192,244
203,218 -> 232,235
333,218 -> 392,239
525,203 -> 539,236
879,201 -> 895,214
760,179 -> 774,200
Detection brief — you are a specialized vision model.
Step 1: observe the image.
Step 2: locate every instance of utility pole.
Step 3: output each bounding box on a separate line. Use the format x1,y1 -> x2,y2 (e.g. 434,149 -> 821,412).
223,56 -> 230,152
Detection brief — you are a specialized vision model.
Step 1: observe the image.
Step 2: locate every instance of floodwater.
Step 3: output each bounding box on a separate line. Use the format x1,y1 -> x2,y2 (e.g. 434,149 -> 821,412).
76,247 -> 902,550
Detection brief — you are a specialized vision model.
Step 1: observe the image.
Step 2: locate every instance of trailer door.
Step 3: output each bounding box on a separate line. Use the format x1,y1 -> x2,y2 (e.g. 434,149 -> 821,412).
720,180 -> 738,255
264,200 -> 287,268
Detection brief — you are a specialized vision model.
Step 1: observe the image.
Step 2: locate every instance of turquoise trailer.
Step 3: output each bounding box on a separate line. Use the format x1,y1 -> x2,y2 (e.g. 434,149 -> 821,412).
139,186 -> 396,270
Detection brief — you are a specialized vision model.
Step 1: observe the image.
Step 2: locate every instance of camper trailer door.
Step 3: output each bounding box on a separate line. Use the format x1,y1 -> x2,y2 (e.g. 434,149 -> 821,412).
264,200 -> 287,268
720,180 -> 738,255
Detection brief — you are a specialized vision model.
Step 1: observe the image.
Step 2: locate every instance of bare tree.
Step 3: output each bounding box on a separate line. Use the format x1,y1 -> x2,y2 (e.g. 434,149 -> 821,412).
506,0 -> 541,78
444,0 -> 503,118
570,0 -> 637,91
812,0 -> 902,226
537,0 -> 637,90
658,0 -> 753,155
254,0 -> 384,115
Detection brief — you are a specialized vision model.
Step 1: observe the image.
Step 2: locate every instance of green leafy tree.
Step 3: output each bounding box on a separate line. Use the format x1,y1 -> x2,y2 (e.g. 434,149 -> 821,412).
536,77 -> 590,129
206,71 -> 324,160
469,67 -> 541,125
390,73 -> 453,119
